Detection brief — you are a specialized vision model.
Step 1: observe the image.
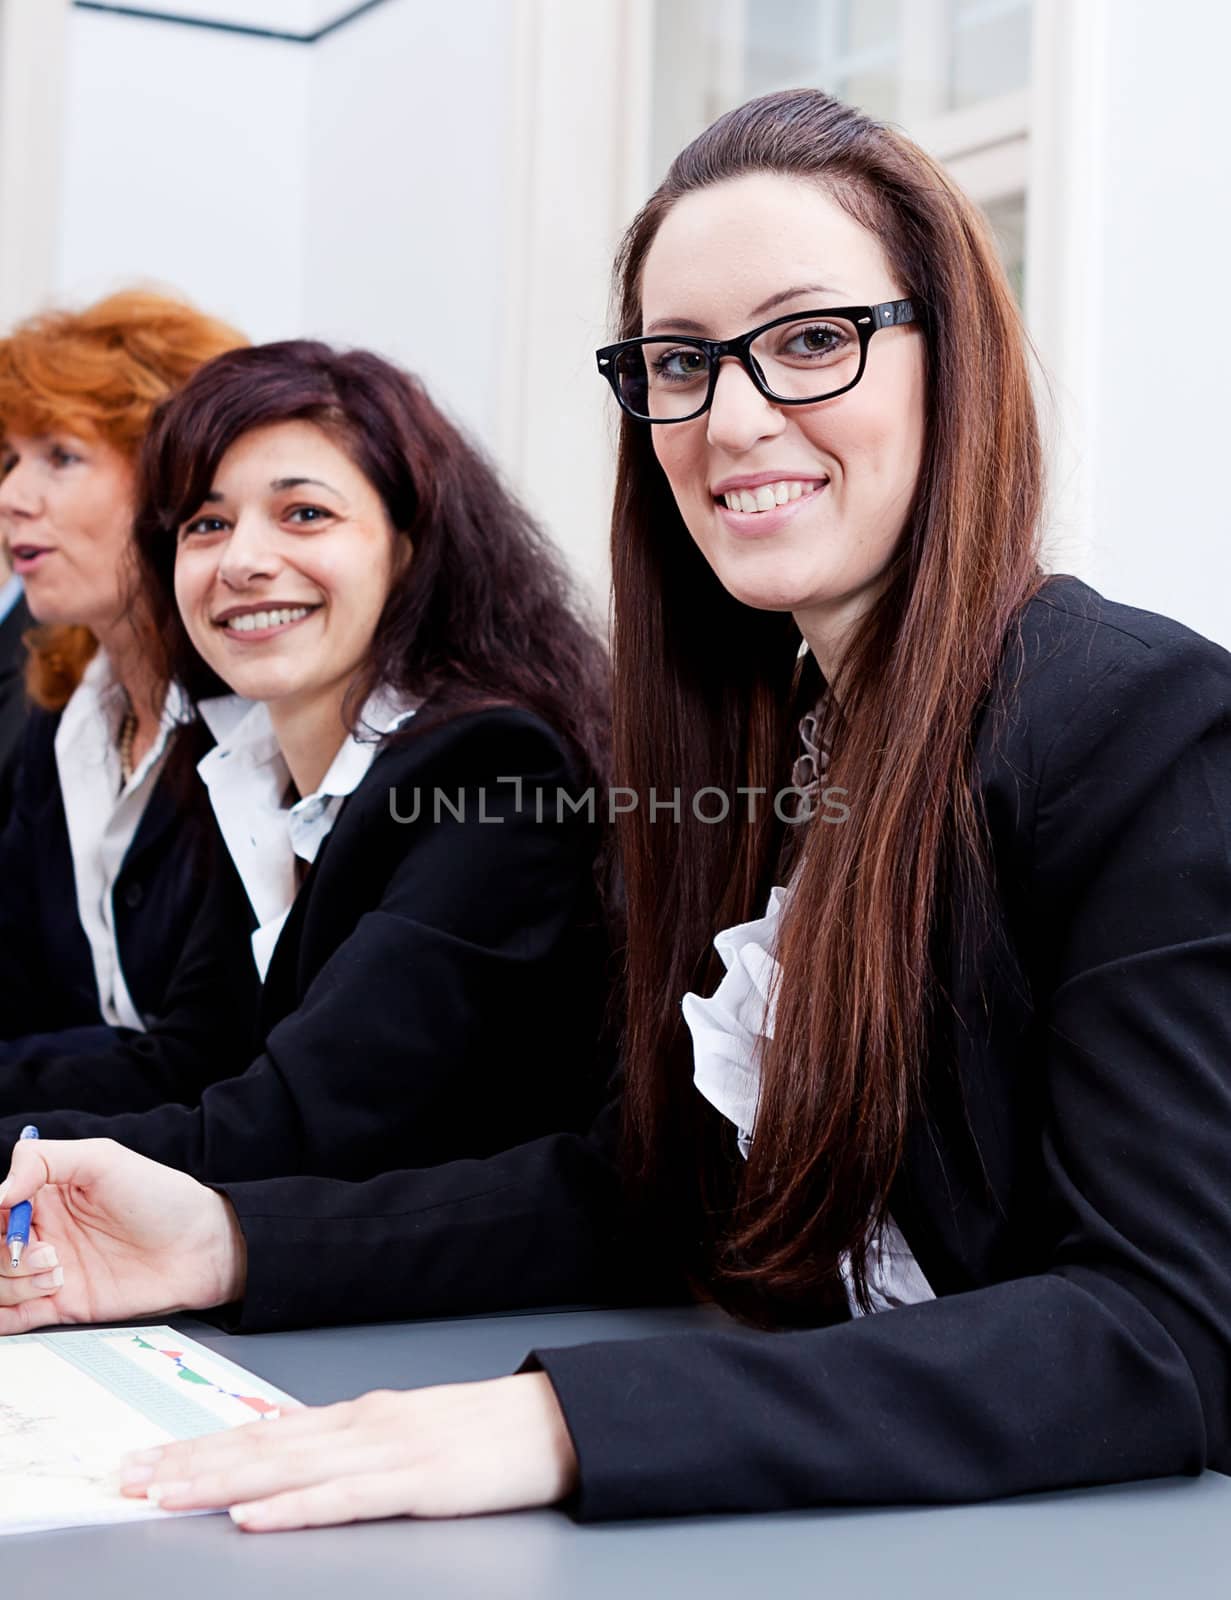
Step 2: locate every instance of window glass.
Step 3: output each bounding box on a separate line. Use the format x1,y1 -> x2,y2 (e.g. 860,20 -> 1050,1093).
650,0 -> 1033,303
982,191 -> 1027,302
948,0 -> 1033,109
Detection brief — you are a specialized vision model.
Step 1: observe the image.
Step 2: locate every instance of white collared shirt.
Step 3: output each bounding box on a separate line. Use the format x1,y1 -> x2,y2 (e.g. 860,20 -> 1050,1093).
682,882 -> 936,1319
54,650 -> 190,1030
0,572 -> 24,625
197,688 -> 418,981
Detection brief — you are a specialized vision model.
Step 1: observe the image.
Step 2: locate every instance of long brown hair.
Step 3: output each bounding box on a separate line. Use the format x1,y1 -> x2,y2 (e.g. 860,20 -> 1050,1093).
0,289 -> 246,707
133,339 -> 612,813
614,90 -> 1044,1320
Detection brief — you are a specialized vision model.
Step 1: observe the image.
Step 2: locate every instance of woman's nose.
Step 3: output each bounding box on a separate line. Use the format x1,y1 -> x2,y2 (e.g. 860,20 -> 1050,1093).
0,461 -> 42,519
216,513 -> 280,586
705,357 -> 786,454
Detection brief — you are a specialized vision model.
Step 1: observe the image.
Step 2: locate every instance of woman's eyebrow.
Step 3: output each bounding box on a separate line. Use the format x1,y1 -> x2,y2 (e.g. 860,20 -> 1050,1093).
270,476 -> 345,499
749,282 -> 845,317
643,284 -> 846,336
643,315 -> 709,335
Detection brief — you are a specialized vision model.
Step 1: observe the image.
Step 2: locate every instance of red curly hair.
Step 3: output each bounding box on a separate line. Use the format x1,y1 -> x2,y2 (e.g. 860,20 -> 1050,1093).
0,289 -> 246,708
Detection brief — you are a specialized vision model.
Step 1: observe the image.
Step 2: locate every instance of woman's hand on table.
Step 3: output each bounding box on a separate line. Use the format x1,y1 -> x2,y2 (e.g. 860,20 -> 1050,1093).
0,1136 -> 246,1331
120,1371 -> 580,1529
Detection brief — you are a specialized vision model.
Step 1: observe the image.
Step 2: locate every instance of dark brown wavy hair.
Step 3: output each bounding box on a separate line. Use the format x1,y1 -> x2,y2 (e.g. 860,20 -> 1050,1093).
0,289 -> 245,707
132,338 -> 612,814
614,90 -> 1044,1321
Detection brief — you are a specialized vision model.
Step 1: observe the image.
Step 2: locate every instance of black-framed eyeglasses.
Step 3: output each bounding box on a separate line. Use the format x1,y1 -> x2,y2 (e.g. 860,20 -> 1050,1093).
596,299 -> 918,423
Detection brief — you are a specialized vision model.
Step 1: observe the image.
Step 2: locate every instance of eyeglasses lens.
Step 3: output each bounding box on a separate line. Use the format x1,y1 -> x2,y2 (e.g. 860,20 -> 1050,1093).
614,315 -> 862,419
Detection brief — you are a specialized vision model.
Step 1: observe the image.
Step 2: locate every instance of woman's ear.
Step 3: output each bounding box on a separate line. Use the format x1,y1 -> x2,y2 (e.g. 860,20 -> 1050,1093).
393,530 -> 414,576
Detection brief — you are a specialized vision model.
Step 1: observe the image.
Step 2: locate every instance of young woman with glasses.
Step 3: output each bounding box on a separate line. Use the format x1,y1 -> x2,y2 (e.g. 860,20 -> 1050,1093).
0,339 -> 614,1183
2,90 -> 1228,1528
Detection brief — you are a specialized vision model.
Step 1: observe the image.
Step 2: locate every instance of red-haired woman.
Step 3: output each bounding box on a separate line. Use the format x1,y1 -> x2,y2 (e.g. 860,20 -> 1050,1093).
3,91 -> 1228,1524
0,291 -> 259,1114
0,339 -> 613,1181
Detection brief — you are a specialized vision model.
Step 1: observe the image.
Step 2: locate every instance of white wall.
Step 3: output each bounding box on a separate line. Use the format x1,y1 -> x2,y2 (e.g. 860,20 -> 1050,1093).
44,0 -> 632,603
1080,0 -> 1231,649
55,8 -> 312,340
1028,0 -> 1231,649
0,0 -> 69,327
300,0 -> 516,446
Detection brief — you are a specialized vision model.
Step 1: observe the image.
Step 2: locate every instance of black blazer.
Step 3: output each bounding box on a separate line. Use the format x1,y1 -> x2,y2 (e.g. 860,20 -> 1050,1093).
4,707 -> 612,1179
0,708 -> 260,1116
0,593 -> 32,826
214,578 -> 1231,1517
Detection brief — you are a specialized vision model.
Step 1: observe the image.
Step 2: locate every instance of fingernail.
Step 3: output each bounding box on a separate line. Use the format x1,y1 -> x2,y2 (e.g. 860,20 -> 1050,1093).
32,1268 -> 63,1290
25,1246 -> 58,1272
120,1463 -> 155,1488
123,1448 -> 166,1467
229,1502 -> 259,1525
147,1481 -> 191,1506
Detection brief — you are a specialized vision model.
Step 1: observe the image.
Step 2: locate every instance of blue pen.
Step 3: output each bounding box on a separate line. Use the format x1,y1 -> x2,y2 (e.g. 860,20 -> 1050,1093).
6,1125 -> 38,1269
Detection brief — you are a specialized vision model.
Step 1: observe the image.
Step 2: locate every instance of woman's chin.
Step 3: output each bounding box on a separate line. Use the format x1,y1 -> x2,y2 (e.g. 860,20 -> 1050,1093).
18,590 -> 73,628
715,571 -> 823,617
700,541 -> 832,617
201,662 -> 304,705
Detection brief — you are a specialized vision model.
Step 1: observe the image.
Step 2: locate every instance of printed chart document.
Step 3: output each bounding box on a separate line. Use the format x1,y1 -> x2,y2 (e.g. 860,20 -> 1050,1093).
0,1325 -> 299,1537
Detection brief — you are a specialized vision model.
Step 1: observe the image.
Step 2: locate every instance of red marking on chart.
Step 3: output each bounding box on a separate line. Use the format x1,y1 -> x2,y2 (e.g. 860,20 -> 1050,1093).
130,1336 -> 281,1420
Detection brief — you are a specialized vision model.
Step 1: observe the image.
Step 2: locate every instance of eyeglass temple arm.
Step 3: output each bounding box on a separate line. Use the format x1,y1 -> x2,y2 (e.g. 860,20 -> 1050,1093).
873,299 -> 916,328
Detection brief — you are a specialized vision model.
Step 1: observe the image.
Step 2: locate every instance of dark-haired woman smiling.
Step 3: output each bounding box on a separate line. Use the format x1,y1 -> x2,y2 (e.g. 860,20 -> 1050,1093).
0,341 -> 613,1178
2,90 -> 1229,1527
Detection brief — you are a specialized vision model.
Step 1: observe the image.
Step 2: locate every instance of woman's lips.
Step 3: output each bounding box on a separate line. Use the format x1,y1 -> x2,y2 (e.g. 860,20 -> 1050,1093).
212,604 -> 321,645
9,545 -> 53,575
713,480 -> 829,537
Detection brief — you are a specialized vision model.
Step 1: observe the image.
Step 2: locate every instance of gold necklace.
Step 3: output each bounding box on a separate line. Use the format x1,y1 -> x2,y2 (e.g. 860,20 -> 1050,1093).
118,708 -> 138,787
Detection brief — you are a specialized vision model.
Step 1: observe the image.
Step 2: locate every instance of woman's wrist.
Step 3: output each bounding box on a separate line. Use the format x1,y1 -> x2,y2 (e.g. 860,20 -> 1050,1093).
523,1370 -> 580,1502
199,1189 -> 248,1309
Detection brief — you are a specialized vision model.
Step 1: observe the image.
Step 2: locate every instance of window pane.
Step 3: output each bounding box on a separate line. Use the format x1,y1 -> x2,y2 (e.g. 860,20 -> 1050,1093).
744,0 -> 825,99
949,0 -> 1033,110
982,191 -> 1026,304
838,65 -> 899,120
843,0 -> 901,51
650,0 -> 907,180
832,0 -> 901,120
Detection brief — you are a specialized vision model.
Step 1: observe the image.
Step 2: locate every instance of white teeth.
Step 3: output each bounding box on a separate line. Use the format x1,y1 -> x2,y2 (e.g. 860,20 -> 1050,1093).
721,479 -> 825,514
222,606 -> 313,633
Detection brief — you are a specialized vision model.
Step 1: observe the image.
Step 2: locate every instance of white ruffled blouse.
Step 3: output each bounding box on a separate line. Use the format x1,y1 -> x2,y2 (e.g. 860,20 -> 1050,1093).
681,812 -> 936,1318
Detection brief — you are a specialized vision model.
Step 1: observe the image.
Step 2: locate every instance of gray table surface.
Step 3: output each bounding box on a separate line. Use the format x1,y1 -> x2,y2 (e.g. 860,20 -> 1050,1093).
6,1305 -> 1229,1598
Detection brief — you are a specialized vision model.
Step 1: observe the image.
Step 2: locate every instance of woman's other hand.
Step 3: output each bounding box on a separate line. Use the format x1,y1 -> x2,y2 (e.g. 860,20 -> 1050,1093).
121,1371 -> 580,1530
0,1136 -> 246,1331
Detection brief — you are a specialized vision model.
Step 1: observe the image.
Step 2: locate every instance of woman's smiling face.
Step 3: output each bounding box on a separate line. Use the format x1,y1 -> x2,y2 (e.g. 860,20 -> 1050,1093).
173,419 -> 404,716
641,173 -> 926,669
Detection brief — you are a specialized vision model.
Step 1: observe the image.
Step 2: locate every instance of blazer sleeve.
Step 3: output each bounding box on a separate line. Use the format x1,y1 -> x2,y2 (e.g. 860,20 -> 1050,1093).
0,851 -> 260,1118
0,712 -> 603,1180
209,1096 -> 659,1333
524,630 -> 1231,1519
0,715 -> 59,1035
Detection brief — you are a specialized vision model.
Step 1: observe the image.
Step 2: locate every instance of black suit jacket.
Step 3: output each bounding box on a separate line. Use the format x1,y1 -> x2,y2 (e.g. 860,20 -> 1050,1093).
0,709 -> 260,1115
0,593 -> 31,826
213,578 -> 1231,1518
4,707 -> 612,1179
